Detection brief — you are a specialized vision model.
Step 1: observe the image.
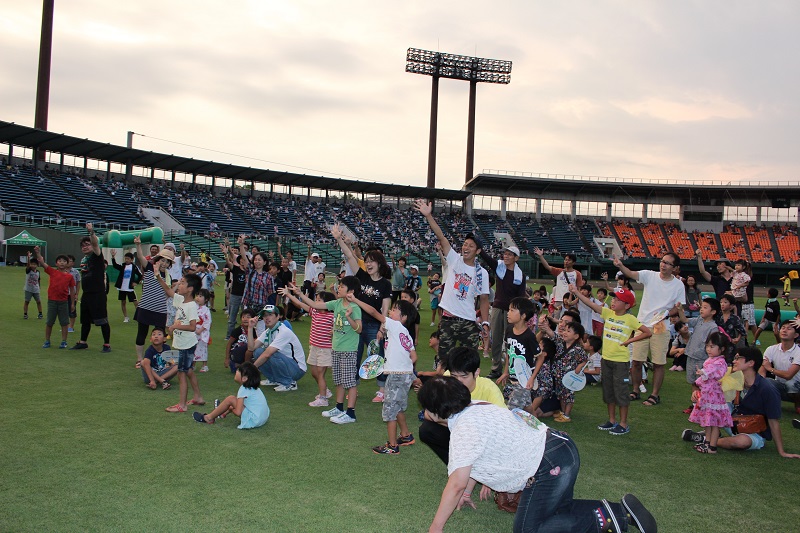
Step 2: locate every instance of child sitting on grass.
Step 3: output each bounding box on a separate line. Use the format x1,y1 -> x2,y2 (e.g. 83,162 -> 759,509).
192,361 -> 269,429
348,294 -> 419,454
280,286 -> 336,407
141,327 -> 178,390
224,308 -> 255,374
194,289 -> 212,373
583,335 -> 602,385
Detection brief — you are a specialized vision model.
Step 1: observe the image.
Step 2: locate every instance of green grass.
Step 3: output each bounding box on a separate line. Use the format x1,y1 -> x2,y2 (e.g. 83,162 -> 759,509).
1,266 -> 799,532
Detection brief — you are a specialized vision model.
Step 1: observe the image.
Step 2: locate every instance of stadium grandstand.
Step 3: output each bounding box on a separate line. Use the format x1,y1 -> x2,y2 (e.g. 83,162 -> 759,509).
2,120 -> 799,285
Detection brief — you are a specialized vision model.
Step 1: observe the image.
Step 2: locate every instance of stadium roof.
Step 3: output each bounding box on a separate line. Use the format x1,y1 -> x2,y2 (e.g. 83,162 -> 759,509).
467,170 -> 800,204
0,120 -> 470,202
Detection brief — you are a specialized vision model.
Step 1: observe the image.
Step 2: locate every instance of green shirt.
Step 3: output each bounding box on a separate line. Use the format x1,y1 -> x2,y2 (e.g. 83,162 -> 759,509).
325,299 -> 362,352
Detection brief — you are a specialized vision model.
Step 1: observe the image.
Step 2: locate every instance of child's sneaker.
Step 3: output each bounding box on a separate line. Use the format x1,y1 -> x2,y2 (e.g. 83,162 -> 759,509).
322,407 -> 344,418
67,327 -> 74,333
397,433 -> 416,446
274,382 -> 298,392
37,313 -> 43,319
681,429 -> 705,443
123,317 -> 130,323
754,340 -> 761,346
372,442 -> 400,454
430,322 -> 435,327
609,424 -> 630,436
24,314 -> 28,319
199,365 -> 209,373
260,379 -> 279,386
59,341 -> 68,349
372,391 -> 385,403
330,412 -> 356,424
324,388 -> 333,398
308,396 -> 329,407
42,340 -> 51,348
101,345 -> 111,353
597,421 -> 617,430
553,413 -> 572,423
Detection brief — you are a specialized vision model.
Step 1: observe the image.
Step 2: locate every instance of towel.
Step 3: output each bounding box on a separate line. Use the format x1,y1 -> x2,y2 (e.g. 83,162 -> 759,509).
496,262 -> 524,285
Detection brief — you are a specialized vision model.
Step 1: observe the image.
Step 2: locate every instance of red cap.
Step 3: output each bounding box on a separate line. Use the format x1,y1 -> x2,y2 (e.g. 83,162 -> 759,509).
612,287 -> 636,307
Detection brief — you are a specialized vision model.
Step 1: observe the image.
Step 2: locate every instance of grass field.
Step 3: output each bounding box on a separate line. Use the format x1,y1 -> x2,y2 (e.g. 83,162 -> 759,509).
1,265 -> 799,532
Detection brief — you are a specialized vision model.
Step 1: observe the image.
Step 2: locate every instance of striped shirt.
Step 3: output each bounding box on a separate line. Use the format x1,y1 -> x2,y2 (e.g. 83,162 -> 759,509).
138,262 -> 168,314
309,308 -> 334,349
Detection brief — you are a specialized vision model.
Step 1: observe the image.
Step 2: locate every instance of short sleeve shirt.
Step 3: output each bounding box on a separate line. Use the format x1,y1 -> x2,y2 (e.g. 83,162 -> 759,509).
600,307 -> 642,363
439,248 -> 490,321
325,299 -> 361,352
171,295 -> 199,350
382,317 -> 415,373
256,324 -> 307,372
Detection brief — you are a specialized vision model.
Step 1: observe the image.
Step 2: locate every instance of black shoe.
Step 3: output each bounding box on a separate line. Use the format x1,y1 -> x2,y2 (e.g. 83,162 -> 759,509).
486,371 -> 502,380
69,342 -> 88,350
792,419 -> 800,430
601,499 -> 623,533
681,429 -> 704,443
622,494 -> 657,533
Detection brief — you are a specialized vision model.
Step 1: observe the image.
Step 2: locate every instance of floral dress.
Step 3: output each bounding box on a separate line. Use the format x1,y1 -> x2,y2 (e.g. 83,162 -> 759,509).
689,356 -> 733,428
551,337 -> 588,404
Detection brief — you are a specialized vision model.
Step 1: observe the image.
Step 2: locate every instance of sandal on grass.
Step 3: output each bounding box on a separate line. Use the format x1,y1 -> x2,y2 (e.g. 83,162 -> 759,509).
629,392 -> 641,401
694,442 -> 717,454
642,394 -> 660,406
188,399 -> 206,406
162,381 -> 171,390
134,361 -> 142,369
165,404 -> 186,413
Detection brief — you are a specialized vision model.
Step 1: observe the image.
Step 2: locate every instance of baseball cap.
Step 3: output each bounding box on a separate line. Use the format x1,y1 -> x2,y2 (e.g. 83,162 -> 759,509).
409,264 -> 419,271
164,242 -> 176,250
612,287 -> 636,307
311,253 -> 320,259
502,245 -> 520,257
256,305 -> 280,319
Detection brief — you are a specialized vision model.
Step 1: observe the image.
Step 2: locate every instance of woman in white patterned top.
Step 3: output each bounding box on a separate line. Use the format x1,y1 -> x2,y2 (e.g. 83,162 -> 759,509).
418,376 -> 657,533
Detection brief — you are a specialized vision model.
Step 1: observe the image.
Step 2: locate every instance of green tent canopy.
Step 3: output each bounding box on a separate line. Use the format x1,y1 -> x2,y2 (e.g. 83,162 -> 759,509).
3,230 -> 47,265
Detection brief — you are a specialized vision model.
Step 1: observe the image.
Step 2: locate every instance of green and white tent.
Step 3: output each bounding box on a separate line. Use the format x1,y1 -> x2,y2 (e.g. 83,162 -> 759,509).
3,230 -> 47,264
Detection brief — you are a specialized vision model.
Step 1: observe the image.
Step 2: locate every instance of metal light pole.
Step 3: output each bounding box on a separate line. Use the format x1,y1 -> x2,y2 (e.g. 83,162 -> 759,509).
406,48 -> 512,189
34,0 -> 55,164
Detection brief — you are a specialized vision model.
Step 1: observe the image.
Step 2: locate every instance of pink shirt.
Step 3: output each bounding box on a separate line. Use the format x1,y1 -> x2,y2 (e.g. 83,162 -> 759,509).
309,308 -> 334,349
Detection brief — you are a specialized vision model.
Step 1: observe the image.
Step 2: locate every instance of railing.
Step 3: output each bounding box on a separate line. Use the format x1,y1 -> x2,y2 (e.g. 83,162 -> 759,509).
480,170 -> 800,188
2,212 -> 147,232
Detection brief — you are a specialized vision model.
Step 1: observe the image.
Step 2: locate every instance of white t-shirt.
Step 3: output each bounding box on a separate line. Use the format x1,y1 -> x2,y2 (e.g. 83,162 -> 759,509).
577,299 -> 594,329
119,264 -> 134,292
439,248 -> 489,321
448,402 -> 548,492
636,270 -> 686,329
256,324 -> 307,372
171,294 -> 199,350
590,297 -> 607,324
168,256 -> 184,282
764,343 -> 800,390
304,259 -> 326,283
382,317 -> 415,373
587,351 -> 602,372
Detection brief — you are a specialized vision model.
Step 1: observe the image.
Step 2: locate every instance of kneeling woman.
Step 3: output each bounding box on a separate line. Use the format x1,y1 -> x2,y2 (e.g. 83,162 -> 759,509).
418,376 -> 657,533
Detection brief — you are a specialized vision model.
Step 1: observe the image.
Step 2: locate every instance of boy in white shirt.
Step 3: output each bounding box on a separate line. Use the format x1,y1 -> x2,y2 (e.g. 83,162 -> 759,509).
583,335 -> 602,385
348,295 -> 418,455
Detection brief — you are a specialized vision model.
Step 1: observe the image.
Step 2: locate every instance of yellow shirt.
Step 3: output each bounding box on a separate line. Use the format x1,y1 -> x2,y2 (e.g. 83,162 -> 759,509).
600,307 -> 642,363
471,376 -> 506,407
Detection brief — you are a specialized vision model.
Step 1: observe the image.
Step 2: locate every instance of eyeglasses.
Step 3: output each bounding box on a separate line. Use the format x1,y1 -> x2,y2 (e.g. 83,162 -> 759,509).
660,260 -> 675,267
733,355 -> 746,361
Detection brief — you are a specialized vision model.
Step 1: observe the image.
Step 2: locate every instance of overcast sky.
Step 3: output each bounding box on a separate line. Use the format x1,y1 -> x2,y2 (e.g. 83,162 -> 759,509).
2,1 -> 799,191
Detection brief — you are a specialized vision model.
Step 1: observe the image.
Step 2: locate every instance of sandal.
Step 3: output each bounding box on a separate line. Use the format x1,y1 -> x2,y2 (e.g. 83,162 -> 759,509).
642,395 -> 660,406
165,404 -> 186,413
188,399 -> 206,406
629,392 -> 641,401
134,361 -> 142,369
162,381 -> 171,390
694,442 -> 717,454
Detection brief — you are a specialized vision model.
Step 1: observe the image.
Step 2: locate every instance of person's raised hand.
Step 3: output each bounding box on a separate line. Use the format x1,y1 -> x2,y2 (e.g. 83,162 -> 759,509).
533,247 -> 544,257
134,234 -> 141,245
413,199 -> 432,216
600,272 -> 608,281
611,254 -> 622,267
330,222 -> 342,240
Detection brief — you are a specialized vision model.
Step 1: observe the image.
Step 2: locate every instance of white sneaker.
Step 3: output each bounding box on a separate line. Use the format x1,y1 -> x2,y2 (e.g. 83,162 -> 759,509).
308,396 -> 329,407
639,383 -> 647,394
330,412 -> 356,424
274,382 -> 298,392
430,322 -> 435,327
199,365 -> 209,373
260,379 -> 279,387
322,407 -> 344,418
325,388 -> 333,398
123,317 -> 129,323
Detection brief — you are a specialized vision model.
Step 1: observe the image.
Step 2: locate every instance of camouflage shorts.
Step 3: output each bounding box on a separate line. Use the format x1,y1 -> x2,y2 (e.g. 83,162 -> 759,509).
382,373 -> 415,422
438,316 -> 482,364
507,382 -> 533,410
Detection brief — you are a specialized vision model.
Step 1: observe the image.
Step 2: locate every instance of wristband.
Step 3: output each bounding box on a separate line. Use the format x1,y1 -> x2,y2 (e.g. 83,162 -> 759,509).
481,321 -> 490,327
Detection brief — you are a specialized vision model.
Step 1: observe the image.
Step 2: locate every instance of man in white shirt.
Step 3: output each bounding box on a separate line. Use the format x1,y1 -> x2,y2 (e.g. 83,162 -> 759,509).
761,320 -> 800,412
414,200 -> 489,364
248,305 -> 307,392
614,253 -> 686,406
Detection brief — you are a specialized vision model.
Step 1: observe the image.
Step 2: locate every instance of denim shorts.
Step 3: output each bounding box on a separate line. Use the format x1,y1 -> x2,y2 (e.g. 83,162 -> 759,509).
743,432 -> 766,450
177,345 -> 197,372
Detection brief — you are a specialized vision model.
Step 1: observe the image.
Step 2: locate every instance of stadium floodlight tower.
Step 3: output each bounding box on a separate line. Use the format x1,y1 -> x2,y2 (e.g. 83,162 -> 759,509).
405,48 -> 511,189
